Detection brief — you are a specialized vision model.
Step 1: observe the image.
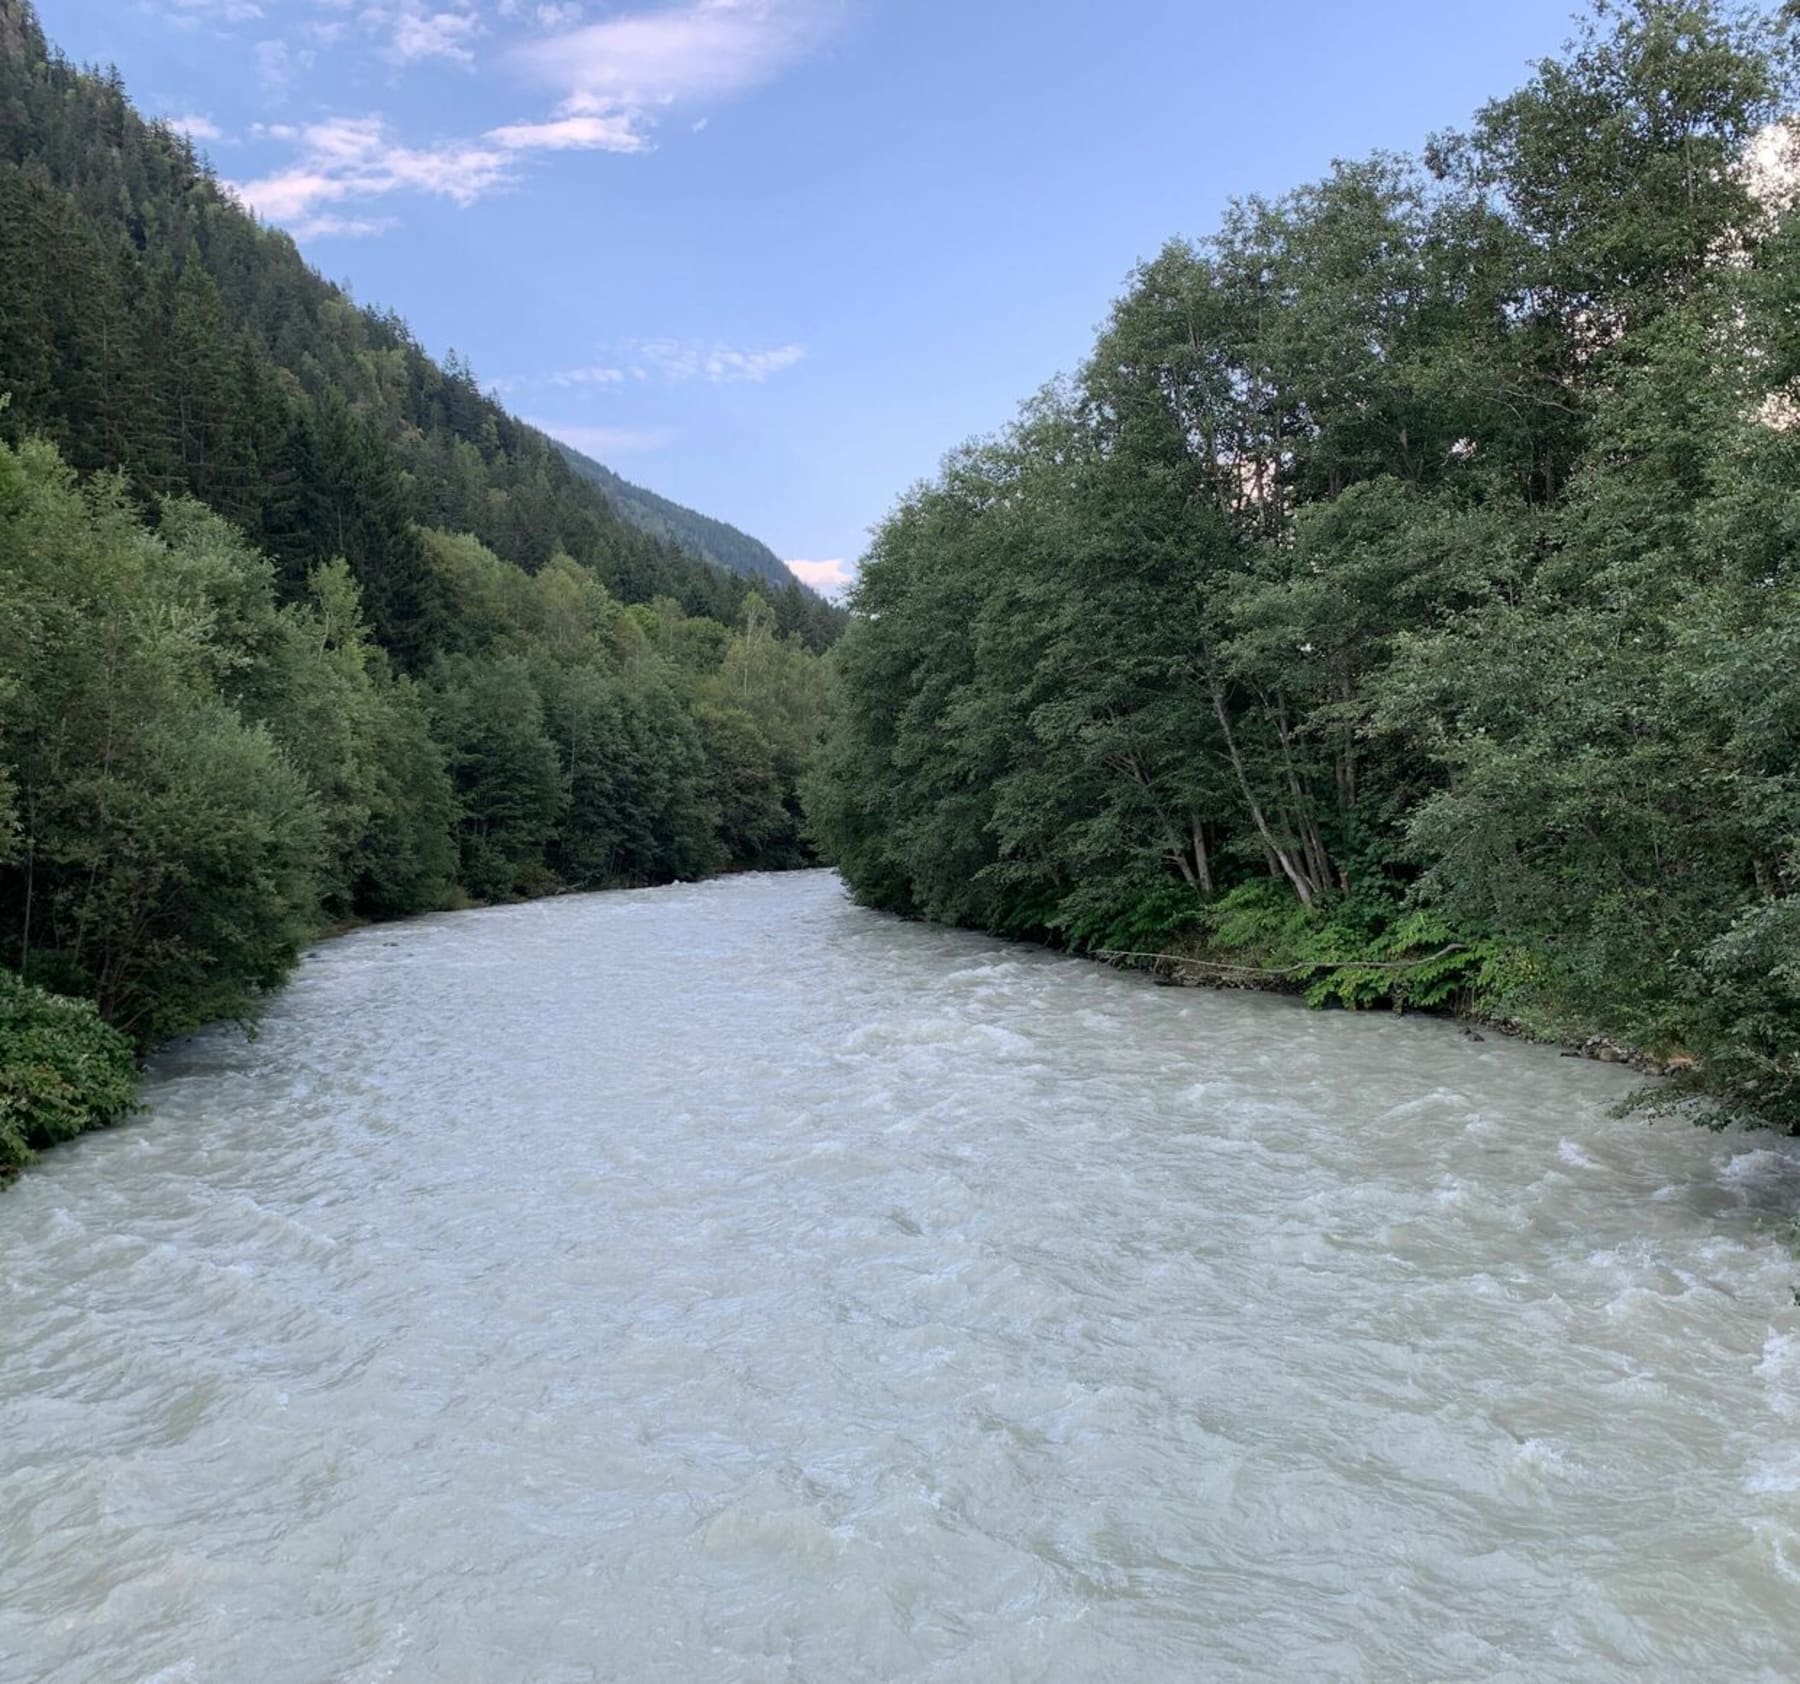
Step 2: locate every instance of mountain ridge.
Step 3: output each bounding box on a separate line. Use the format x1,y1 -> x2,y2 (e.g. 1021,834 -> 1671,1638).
549,441 -> 804,596
0,0 -> 844,653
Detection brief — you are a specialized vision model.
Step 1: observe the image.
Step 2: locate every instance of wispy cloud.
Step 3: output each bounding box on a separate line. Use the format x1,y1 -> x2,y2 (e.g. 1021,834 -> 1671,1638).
634,338 -> 806,383
484,114 -> 646,154
216,0 -> 841,237
388,7 -> 482,65
290,212 -> 400,239
510,0 -> 839,151
254,38 -> 311,94
551,365 -> 630,386
166,112 -> 225,142
229,103 -> 677,232
536,340 -> 806,388
785,558 -> 853,596
229,115 -> 515,223
158,0 -> 264,26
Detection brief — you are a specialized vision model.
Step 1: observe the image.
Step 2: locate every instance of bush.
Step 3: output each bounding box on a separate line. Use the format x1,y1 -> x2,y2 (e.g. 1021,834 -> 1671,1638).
0,970 -> 137,1181
1193,882 -> 1517,1014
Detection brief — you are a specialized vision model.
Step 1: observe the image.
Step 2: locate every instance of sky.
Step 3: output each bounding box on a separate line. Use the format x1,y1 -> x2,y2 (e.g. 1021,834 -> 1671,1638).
42,0 -> 1586,595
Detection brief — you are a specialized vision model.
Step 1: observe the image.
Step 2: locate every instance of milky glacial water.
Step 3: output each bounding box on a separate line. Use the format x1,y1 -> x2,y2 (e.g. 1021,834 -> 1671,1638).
4,870 -> 1800,1682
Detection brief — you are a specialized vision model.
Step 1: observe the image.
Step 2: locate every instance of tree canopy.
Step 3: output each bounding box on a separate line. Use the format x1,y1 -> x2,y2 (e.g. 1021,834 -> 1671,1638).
807,0 -> 1800,1133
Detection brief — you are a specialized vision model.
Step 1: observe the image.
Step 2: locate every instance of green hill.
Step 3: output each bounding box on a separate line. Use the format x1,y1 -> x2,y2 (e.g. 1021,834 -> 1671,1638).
0,0 -> 842,655
555,445 -> 805,596
0,0 -> 842,1174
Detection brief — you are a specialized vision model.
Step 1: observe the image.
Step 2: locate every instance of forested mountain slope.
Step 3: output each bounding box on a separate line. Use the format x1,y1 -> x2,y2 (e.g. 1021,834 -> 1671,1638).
807,0 -> 1800,1135
556,446 -> 802,595
0,0 -> 836,1177
0,0 -> 841,655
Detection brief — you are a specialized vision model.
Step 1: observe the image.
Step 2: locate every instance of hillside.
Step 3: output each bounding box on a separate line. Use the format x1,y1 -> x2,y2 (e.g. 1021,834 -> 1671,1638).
555,445 -> 802,595
0,0 -> 839,1176
0,0 -> 842,656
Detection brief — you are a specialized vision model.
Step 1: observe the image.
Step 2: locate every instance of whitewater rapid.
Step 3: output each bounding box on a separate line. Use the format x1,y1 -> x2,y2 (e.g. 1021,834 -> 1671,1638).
3,871 -> 1798,1681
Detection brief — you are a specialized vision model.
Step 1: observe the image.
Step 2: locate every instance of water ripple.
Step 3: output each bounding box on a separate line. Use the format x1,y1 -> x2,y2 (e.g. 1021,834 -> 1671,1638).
1,871 -> 1797,1682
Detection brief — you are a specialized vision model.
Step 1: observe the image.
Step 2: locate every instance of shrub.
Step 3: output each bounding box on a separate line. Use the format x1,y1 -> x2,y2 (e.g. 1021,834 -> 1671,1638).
0,970 -> 137,1181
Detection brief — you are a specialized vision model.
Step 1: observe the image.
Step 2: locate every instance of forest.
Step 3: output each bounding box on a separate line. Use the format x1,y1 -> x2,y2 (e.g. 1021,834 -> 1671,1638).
0,0 -> 837,1178
807,0 -> 1800,1135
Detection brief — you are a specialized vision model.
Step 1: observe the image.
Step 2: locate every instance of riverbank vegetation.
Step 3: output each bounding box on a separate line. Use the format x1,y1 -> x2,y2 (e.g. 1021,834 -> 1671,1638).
807,0 -> 1800,1133
0,3 -> 836,1178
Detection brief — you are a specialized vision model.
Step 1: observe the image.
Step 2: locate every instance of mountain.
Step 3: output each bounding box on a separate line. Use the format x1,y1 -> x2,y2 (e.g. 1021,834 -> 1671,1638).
555,445 -> 803,595
0,0 -> 844,655
0,0 -> 844,1174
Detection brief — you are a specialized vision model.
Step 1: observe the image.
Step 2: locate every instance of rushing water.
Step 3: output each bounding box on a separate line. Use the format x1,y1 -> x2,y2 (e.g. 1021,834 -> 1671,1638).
4,872 -> 1800,1682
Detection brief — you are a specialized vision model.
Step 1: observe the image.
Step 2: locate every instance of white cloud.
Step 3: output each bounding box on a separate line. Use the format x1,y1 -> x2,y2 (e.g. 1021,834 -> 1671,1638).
785,558 -> 852,596
228,115 -> 515,224
390,8 -> 481,64
532,340 -> 805,389
255,38 -> 292,91
633,338 -> 806,383
532,421 -> 677,455
485,114 -> 646,153
510,0 -> 838,151
517,0 -> 834,108
159,0 -> 264,24
166,113 -> 224,142
221,0 -> 840,232
551,365 -> 629,386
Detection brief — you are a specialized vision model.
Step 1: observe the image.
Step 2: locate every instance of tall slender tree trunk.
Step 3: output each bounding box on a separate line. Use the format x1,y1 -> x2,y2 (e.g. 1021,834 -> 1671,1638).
1189,814 -> 1213,896
1210,677 -> 1315,906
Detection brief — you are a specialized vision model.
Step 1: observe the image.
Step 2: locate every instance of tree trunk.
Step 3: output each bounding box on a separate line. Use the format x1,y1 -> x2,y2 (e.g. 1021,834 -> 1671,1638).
1210,677 -> 1315,906
1190,814 -> 1213,896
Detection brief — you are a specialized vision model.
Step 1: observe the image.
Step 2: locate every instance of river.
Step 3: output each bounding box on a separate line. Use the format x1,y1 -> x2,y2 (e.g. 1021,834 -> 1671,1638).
3,870 -> 1799,1681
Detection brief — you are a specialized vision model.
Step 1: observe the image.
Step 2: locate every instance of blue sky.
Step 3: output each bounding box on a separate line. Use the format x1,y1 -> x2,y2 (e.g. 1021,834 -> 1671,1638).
46,0 -> 1582,593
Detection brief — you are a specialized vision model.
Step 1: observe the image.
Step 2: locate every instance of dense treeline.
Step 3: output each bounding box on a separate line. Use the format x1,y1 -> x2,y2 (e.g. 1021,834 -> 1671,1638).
0,431 -> 827,1176
809,0 -> 1800,1132
0,2 -> 835,1177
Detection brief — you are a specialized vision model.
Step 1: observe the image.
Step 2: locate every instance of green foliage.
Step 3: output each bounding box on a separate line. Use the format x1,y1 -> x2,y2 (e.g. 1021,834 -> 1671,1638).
1201,889 -> 1507,1014
427,654 -> 564,901
809,0 -> 1800,1132
1054,874 -> 1208,956
0,418 -> 831,1157
0,439 -> 326,1041
0,9 -> 848,649
0,969 -> 136,1181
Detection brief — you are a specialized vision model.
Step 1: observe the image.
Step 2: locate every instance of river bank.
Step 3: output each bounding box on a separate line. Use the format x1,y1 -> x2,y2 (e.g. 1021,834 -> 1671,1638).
1096,932 -> 1675,1082
0,862 -> 817,1185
